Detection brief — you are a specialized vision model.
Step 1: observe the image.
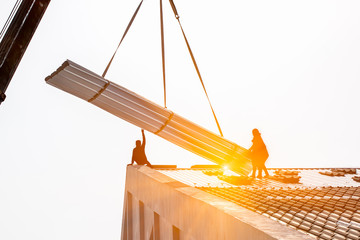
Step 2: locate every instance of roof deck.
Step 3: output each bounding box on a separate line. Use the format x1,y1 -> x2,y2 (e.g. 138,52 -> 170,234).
155,167 -> 360,240
157,167 -> 360,188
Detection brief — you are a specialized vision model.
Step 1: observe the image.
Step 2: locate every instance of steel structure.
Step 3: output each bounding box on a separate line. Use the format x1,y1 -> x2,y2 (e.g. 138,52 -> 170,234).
0,0 -> 50,104
45,60 -> 252,175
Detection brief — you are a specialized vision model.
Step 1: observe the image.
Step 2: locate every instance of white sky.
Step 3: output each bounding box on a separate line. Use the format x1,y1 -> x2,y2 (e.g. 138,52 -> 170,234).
1,0 -> 360,239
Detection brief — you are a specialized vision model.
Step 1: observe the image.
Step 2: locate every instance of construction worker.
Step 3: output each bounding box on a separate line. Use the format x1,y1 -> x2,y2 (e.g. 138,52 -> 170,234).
130,129 -> 152,167
249,128 -> 269,178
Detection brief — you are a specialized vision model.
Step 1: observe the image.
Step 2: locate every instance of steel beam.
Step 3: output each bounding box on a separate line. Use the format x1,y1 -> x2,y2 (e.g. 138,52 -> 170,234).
45,60 -> 252,175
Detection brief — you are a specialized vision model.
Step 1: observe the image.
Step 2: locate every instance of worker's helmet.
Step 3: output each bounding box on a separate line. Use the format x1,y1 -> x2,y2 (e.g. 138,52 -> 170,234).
252,128 -> 260,136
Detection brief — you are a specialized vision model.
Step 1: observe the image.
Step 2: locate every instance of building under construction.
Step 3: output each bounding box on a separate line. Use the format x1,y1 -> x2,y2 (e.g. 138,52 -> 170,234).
122,165 -> 360,240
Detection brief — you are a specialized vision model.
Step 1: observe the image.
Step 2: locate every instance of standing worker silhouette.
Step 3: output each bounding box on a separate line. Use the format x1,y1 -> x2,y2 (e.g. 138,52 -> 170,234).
130,129 -> 152,167
249,128 -> 269,179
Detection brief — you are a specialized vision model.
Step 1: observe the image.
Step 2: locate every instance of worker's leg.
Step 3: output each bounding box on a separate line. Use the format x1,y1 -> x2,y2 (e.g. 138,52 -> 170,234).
263,163 -> 269,176
258,158 -> 269,177
251,161 -> 257,177
257,165 -> 263,179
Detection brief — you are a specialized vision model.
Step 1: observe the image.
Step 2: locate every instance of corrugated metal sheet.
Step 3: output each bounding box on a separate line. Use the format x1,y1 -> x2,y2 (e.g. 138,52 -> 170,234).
156,167 -> 360,239
45,60 -> 252,175
158,168 -> 360,188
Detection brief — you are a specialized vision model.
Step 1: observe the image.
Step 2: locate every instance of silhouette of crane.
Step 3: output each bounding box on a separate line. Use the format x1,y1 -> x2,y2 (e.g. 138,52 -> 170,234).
0,0 -> 50,104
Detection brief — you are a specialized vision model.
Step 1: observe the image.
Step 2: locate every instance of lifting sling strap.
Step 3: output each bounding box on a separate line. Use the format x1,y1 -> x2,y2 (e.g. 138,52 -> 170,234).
168,0 -> 224,137
160,0 -> 167,108
102,0 -> 144,78
101,0 -> 224,137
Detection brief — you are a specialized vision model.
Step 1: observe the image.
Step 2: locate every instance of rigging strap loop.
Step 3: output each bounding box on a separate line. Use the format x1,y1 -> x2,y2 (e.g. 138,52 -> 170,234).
154,111 -> 174,134
102,0 -> 144,78
88,81 -> 110,102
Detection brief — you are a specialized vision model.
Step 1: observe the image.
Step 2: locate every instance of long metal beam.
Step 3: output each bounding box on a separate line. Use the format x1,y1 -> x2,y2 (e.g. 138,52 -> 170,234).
45,60 -> 252,175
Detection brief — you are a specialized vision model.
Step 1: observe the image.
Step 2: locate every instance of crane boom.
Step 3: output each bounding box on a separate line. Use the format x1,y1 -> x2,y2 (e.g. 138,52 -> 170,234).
0,0 -> 50,104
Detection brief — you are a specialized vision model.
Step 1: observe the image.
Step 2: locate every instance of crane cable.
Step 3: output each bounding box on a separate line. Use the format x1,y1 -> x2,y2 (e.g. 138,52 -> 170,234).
101,0 -> 224,137
160,0 -> 167,108
168,0 -> 224,137
102,0 -> 168,109
102,0 -> 144,78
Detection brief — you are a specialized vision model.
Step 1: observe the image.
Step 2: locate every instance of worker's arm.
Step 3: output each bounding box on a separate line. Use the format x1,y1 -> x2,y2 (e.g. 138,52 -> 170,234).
249,145 -> 254,152
142,129 -> 146,147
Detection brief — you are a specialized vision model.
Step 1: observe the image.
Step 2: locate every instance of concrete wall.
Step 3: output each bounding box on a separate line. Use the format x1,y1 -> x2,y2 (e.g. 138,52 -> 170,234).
121,166 -> 313,240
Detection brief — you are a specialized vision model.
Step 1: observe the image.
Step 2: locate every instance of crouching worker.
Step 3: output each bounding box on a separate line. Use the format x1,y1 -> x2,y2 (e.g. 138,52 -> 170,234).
130,129 -> 152,167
